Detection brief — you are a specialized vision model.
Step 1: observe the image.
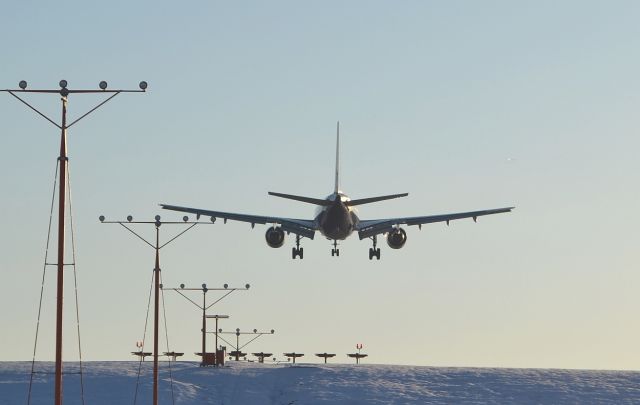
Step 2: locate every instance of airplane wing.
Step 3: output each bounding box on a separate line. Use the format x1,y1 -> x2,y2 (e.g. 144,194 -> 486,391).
356,207 -> 514,239
160,204 -> 317,239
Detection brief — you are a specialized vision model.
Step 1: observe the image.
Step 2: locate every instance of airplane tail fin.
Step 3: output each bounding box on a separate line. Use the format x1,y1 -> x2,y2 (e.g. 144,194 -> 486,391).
268,123 -> 408,208
334,121 -> 340,193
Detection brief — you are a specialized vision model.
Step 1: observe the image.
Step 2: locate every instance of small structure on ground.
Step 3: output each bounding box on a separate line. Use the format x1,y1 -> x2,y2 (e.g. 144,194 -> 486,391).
163,352 -> 184,362
315,353 -> 336,364
252,352 -> 273,363
195,352 -> 218,366
284,352 -> 304,364
348,343 -> 367,364
131,351 -> 153,361
229,350 -> 247,361
346,353 -> 368,364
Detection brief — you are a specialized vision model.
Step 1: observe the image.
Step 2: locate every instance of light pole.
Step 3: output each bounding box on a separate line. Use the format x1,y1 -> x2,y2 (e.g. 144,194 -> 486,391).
99,214 -> 209,405
165,283 -> 250,366
3,80 -> 146,405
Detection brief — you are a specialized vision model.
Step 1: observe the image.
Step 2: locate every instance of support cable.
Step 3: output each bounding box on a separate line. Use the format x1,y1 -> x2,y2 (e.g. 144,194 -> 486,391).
160,273 -> 176,405
239,334 -> 265,351
133,271 -> 155,405
205,290 -> 236,311
215,335 -> 236,350
27,160 -> 59,405
159,223 -> 198,249
172,290 -> 202,310
66,164 -> 86,405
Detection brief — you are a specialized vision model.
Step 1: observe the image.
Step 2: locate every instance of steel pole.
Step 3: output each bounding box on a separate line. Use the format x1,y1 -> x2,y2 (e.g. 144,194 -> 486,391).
54,96 -> 68,405
236,333 -> 240,361
215,317 -> 219,367
201,292 -> 206,366
153,226 -> 160,405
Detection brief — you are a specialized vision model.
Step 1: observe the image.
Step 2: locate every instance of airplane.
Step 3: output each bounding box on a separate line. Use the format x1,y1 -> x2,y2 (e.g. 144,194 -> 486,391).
161,123 -> 514,260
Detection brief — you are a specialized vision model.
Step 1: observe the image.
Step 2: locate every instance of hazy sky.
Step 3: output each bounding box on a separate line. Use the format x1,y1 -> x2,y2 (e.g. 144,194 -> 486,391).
1,1 -> 640,370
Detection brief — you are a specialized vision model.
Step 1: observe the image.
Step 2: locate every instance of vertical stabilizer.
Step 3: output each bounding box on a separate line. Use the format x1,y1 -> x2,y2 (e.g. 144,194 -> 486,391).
335,121 -> 340,193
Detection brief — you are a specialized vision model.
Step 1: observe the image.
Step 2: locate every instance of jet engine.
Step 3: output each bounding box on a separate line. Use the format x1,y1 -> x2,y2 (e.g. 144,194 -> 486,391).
265,227 -> 285,248
386,228 -> 407,249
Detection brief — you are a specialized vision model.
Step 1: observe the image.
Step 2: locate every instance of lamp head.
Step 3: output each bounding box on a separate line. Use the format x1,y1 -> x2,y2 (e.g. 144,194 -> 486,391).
139,81 -> 148,90
99,81 -> 108,90
18,80 -> 27,89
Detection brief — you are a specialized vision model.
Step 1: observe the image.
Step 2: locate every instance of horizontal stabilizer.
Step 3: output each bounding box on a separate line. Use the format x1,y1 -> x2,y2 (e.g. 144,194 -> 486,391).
268,192 -> 332,206
346,193 -> 409,206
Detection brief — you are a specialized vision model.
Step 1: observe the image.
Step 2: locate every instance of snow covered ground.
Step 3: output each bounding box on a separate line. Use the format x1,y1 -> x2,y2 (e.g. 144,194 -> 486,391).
2,361 -> 640,404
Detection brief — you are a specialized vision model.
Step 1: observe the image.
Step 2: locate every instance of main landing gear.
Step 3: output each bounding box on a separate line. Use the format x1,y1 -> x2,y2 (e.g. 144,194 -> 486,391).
292,234 -> 304,259
368,235 -> 381,260
331,240 -> 340,257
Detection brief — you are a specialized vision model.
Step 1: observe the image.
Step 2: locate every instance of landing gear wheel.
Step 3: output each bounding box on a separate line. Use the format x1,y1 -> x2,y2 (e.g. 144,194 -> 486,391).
292,247 -> 304,259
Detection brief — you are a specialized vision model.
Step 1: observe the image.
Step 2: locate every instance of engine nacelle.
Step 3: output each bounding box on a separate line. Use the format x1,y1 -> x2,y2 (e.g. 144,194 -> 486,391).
265,227 -> 285,248
386,228 -> 407,249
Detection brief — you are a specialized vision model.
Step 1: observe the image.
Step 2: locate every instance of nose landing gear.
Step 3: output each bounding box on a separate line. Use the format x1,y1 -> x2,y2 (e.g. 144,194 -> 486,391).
368,235 -> 381,260
292,234 -> 304,259
331,240 -> 339,257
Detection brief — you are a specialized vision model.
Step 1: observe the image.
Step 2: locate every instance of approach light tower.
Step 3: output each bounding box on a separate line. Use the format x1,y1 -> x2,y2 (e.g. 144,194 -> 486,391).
99,214 -> 210,405
218,328 -> 275,361
165,283 -> 250,366
2,80 -> 147,405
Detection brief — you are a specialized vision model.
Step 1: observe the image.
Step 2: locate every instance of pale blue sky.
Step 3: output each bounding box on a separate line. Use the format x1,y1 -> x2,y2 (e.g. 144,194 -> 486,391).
1,1 -> 640,369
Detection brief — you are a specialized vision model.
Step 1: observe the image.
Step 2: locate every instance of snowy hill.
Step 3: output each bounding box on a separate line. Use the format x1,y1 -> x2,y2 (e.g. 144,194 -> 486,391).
2,361 -> 640,404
